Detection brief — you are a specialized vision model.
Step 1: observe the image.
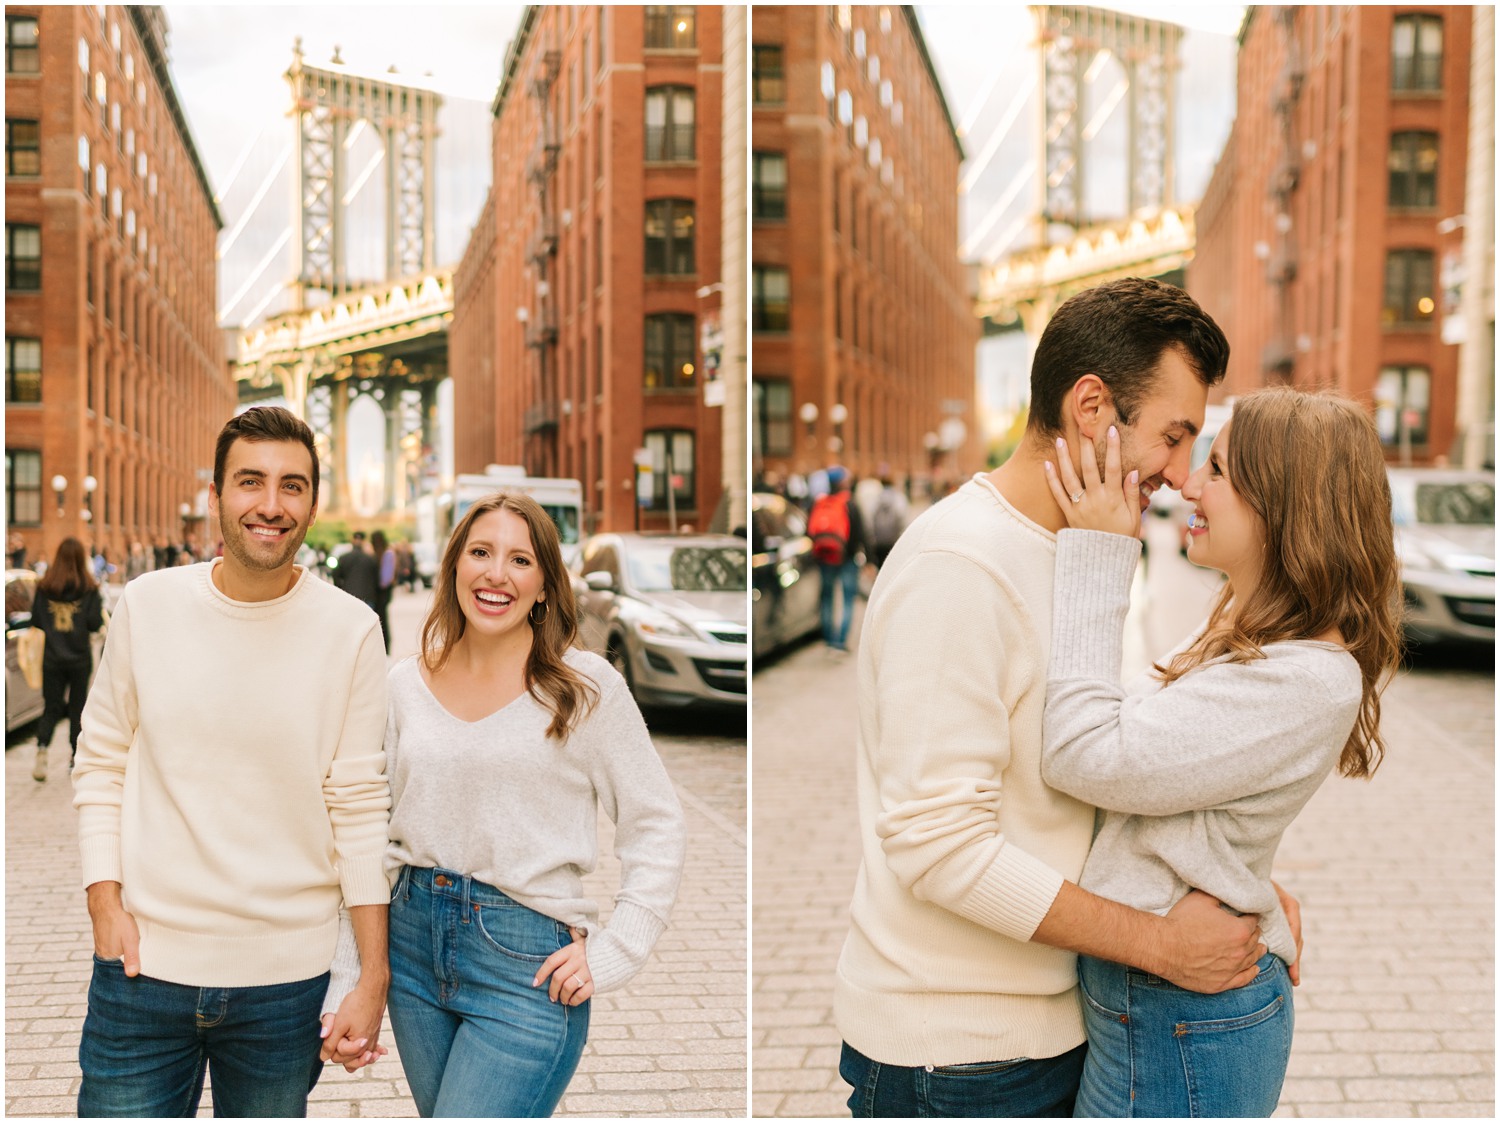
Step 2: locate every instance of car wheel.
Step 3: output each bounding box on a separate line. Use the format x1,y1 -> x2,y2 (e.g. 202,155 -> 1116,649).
607,635 -> 634,694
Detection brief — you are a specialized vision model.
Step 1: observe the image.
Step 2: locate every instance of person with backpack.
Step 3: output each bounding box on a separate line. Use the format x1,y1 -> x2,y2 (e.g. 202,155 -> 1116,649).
868,476 -> 910,570
809,466 -> 865,652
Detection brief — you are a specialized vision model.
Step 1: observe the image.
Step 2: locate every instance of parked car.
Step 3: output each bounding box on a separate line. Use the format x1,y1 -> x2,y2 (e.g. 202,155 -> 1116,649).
750,492 -> 821,659
5,569 -> 43,733
573,533 -> 747,708
1389,467 -> 1495,644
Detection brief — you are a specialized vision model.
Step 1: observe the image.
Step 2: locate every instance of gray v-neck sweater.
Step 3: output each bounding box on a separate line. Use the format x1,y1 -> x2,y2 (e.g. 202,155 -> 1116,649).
1042,530 -> 1363,966
326,649 -> 684,1008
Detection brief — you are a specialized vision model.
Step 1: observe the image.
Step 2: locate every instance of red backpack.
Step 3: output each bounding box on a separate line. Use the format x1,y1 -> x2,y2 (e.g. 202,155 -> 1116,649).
808,492 -> 852,564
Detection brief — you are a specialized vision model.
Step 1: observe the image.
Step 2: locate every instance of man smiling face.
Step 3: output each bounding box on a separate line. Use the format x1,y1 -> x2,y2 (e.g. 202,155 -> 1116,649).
210,438 -> 317,578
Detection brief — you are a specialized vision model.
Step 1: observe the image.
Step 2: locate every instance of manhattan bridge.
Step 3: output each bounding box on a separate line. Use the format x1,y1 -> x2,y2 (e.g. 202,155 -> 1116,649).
217,41 -> 490,517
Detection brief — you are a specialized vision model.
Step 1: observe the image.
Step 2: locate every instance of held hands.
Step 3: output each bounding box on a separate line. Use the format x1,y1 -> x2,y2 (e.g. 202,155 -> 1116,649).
534,927 -> 593,1006
1043,427 -> 1142,539
319,980 -> 390,1072
1159,889 -> 1267,993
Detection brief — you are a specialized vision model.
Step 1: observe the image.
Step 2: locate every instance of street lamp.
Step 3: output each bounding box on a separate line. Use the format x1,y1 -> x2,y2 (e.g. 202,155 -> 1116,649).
83,475 -> 98,524
829,402 -> 848,455
51,474 -> 67,516
799,401 -> 819,445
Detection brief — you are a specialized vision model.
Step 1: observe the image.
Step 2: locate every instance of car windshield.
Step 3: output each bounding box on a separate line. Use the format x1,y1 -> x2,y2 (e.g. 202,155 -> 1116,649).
1395,481 -> 1496,526
625,543 -> 747,593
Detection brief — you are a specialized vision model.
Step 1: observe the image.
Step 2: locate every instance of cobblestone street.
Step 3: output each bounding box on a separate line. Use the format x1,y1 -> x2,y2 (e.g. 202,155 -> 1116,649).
6,583 -> 747,1117
752,519 -> 1494,1118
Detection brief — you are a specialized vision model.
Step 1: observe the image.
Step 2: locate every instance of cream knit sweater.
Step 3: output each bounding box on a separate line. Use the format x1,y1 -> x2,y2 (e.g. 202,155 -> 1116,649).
834,474 -> 1095,1067
72,561 -> 391,988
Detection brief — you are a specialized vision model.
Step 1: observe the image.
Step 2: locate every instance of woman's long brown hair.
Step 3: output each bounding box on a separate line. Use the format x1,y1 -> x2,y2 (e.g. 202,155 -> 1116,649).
1154,388 -> 1402,779
37,537 -> 98,601
420,491 -> 599,740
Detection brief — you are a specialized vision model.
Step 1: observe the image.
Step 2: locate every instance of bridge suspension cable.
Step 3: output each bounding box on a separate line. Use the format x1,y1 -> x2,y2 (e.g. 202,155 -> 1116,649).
218,140 -> 293,260
213,124 -> 265,205
219,227 -> 293,322
959,80 -> 1031,196
961,158 -> 1035,260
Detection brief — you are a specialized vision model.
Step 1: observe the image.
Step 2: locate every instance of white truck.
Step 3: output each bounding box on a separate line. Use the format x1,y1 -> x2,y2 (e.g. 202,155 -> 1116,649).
451,465 -> 585,566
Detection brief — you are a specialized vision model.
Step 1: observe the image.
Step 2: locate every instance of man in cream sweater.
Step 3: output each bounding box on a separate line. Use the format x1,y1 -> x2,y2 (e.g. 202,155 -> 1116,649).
835,279 -> 1269,1116
73,407 -> 392,1117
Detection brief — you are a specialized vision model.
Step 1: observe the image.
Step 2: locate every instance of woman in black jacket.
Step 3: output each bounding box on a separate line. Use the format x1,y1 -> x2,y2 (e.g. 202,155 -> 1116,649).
31,537 -> 104,781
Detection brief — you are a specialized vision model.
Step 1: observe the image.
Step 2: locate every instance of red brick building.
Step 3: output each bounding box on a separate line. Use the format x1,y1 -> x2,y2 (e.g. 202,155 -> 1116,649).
4,5 -> 230,566
1191,6 -> 1473,462
451,5 -> 726,533
750,4 -> 979,491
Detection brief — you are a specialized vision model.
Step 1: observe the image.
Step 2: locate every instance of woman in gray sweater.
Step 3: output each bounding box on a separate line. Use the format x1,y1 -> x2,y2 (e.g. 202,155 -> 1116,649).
325,492 -> 685,1117
1041,387 -> 1401,1117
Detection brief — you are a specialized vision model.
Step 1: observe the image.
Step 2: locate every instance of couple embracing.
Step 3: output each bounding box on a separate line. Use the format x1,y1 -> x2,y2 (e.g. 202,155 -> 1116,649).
72,406 -> 686,1117
835,278 -> 1402,1118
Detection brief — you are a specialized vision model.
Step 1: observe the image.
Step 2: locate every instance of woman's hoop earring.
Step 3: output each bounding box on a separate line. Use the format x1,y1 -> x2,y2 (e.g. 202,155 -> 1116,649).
529,599 -> 549,625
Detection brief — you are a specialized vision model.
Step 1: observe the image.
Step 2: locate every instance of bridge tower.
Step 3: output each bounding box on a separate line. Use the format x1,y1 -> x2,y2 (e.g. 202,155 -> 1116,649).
977,7 -> 1191,336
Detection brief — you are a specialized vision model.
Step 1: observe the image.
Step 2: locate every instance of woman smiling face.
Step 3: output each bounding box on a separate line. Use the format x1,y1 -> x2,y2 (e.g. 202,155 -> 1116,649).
1180,421 -> 1267,591
454,508 -> 547,640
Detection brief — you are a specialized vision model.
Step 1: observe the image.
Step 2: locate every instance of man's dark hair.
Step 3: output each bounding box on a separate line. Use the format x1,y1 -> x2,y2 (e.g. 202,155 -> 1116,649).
1027,277 -> 1229,436
213,407 -> 320,503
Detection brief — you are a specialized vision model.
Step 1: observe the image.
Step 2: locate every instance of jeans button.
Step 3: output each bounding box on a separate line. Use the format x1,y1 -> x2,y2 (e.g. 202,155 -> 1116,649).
435,874 -> 451,887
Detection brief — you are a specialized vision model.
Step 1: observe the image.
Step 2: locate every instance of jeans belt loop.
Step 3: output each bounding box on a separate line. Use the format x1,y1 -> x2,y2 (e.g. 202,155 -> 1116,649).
401,864 -> 412,902
460,872 -> 472,922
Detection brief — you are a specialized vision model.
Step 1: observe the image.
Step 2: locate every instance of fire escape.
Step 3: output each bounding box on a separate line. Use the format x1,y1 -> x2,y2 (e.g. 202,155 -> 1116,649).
523,46 -> 562,475
1262,7 -> 1303,383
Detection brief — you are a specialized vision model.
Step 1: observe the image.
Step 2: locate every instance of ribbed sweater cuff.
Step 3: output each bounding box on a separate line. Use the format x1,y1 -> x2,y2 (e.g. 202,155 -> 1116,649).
79,835 -> 123,891
321,915 -> 362,1017
338,854 -> 390,908
1052,529 -> 1139,682
955,843 -> 1067,943
588,900 -> 669,994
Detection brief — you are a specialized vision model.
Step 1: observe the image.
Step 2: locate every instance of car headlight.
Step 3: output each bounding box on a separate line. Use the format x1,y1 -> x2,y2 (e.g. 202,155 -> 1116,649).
634,610 -> 697,640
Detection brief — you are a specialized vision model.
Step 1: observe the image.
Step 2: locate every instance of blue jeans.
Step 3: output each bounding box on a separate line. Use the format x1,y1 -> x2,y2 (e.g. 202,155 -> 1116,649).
1075,952 -> 1293,1117
77,957 -> 327,1117
840,1040 -> 1086,1117
819,560 -> 860,648
387,865 -> 590,1117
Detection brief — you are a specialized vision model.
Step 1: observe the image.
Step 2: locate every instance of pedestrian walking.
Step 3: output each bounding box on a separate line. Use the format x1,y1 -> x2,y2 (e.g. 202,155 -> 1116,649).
125,541 -> 150,582
323,491 -> 686,1117
8,530 -> 27,569
867,476 -> 909,570
334,530 -> 379,611
1040,388 -> 1401,1117
28,537 -> 105,780
71,406 -> 391,1116
372,529 -> 396,654
808,467 -> 863,652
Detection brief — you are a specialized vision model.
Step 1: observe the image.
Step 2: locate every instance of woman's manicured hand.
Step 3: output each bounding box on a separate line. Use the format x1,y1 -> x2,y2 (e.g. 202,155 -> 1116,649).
534,927 -> 594,1006
1043,426 -> 1142,538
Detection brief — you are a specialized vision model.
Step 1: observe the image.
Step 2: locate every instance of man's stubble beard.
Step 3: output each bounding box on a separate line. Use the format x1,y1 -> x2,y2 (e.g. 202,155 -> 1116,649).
218,509 -> 310,573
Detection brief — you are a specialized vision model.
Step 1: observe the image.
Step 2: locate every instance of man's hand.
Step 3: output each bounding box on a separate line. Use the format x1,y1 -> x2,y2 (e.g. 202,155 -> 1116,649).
1157,890 -> 1266,993
319,977 -> 389,1070
86,881 -> 142,977
1273,881 -> 1303,986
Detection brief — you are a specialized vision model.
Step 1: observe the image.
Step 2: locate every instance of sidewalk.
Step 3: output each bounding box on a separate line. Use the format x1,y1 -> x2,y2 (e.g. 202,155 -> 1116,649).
751,602 -> 1494,1117
6,583 -> 747,1117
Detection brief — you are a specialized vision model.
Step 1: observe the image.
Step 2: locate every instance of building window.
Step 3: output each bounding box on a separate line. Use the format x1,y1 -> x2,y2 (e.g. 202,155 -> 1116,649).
753,45 -> 785,105
644,313 -> 696,390
6,337 -> 41,403
6,449 -> 42,526
1388,131 -> 1438,208
1382,249 -> 1435,326
5,17 -> 38,75
644,429 -> 695,509
644,7 -> 695,50
1375,365 -> 1431,450
644,199 -> 695,275
1392,14 -> 1443,92
752,266 -> 791,332
753,152 -> 788,220
753,379 -> 793,458
6,119 -> 39,177
5,224 -> 40,291
645,86 -> 694,161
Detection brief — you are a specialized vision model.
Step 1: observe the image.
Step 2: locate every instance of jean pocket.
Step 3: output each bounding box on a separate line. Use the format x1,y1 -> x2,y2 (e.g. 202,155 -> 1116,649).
1174,991 -> 1286,1036
1176,991 -> 1293,1117
472,904 -> 570,962
929,1058 -> 1030,1076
